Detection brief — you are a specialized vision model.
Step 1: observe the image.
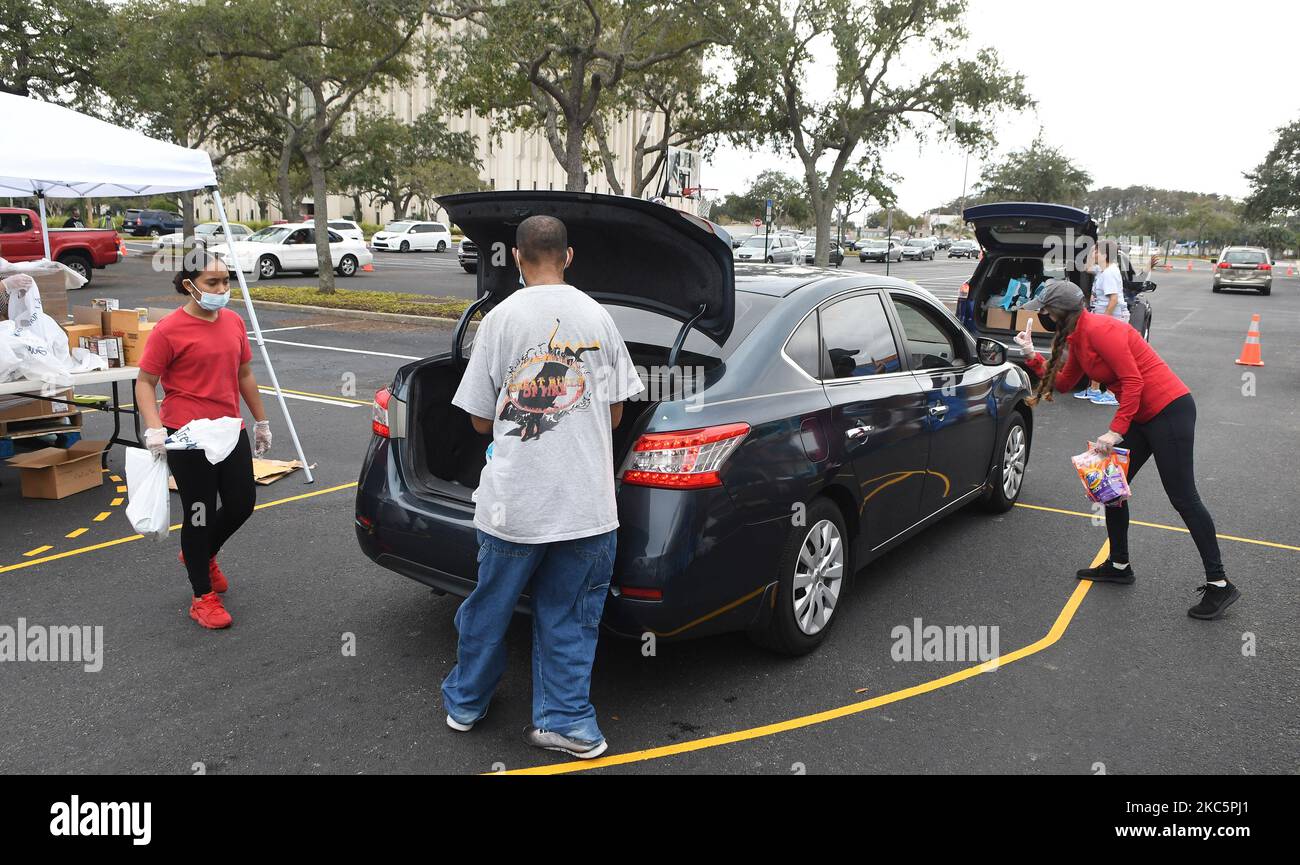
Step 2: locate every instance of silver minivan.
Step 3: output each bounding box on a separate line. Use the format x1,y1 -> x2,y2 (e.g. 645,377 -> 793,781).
1213,246 -> 1272,295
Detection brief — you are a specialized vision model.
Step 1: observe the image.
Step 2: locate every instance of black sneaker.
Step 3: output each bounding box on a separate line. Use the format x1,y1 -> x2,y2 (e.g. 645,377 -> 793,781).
1187,582 -> 1240,620
1076,560 -> 1135,584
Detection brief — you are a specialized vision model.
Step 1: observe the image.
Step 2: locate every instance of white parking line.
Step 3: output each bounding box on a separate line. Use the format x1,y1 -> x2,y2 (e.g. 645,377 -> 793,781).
249,323 -> 342,335
257,337 -> 420,360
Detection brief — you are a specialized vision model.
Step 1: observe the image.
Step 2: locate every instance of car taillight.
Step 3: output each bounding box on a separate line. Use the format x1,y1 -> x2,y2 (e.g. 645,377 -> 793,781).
1218,261 -> 1231,269
622,423 -> 749,489
1257,263 -> 1271,271
372,387 -> 391,437
958,281 -> 970,299
135,217 -> 142,225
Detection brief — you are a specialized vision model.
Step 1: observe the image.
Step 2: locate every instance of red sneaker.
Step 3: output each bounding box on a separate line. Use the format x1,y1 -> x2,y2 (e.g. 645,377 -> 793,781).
189,592 -> 232,629
179,551 -> 229,593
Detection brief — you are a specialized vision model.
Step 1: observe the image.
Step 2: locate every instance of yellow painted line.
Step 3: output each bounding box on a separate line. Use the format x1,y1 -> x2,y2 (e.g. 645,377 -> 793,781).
496,544 -> 1107,775
92,511 -> 111,522
116,486 -> 127,493
110,497 -> 124,507
109,475 -> 121,483
23,545 -> 53,557
1014,502 -> 1300,552
0,482 -> 358,575
65,528 -> 88,539
270,386 -> 373,406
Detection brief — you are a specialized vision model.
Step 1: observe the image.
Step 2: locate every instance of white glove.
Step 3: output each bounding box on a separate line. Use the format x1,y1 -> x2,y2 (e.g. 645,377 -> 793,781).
144,427 -> 167,459
1012,315 -> 1037,358
253,420 -> 272,457
1092,430 -> 1124,453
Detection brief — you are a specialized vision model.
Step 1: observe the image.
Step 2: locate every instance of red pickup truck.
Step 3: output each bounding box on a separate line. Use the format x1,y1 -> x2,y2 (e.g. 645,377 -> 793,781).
0,207 -> 122,285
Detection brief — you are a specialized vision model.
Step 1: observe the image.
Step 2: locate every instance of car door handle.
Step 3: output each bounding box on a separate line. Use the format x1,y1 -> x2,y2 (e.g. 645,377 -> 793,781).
928,404 -> 948,417
846,421 -> 872,441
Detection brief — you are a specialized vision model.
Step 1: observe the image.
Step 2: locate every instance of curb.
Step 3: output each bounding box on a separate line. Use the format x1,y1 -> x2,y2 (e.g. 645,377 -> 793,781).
248,299 -> 462,327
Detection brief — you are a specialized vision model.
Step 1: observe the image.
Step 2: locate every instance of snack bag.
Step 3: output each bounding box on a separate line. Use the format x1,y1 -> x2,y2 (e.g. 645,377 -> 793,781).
1071,445 -> 1131,506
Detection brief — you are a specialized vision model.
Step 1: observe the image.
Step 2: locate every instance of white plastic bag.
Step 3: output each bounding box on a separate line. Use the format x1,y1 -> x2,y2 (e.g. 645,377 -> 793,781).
1,274 -> 105,379
125,448 -> 171,540
166,417 -> 243,464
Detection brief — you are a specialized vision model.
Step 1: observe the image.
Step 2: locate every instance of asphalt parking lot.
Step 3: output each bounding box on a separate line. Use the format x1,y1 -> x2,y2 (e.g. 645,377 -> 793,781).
1,250 -> 1296,775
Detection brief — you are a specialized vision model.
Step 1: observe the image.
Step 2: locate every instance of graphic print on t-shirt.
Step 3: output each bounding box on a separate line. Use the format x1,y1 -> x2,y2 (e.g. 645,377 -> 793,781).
498,318 -> 601,442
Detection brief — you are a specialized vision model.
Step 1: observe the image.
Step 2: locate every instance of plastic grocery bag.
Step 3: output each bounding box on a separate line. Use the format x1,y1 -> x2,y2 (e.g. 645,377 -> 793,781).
1071,445 -> 1131,507
166,417 -> 242,465
1,274 -> 106,379
125,448 -> 171,540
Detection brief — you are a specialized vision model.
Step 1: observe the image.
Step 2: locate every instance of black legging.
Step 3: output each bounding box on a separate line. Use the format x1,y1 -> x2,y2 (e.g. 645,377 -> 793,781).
166,428 -> 257,595
1106,394 -> 1225,580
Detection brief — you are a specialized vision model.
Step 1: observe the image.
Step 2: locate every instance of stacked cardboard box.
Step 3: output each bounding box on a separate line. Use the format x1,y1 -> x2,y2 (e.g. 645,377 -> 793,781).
66,303 -> 168,366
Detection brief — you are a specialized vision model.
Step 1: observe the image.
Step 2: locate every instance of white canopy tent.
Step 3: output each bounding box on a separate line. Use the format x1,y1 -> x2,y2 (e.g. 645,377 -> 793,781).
0,92 -> 314,482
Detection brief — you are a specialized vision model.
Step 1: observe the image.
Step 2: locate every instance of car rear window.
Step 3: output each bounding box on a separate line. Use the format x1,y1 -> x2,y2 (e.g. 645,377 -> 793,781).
605,291 -> 777,360
1224,250 -> 1267,264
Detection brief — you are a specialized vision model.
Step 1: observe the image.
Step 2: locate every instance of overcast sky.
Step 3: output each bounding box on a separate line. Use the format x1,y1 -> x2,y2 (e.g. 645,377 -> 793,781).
703,0 -> 1300,215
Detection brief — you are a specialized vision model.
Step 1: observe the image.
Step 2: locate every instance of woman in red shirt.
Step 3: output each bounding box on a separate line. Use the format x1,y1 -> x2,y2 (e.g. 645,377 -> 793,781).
135,251 -> 273,629
1014,279 -> 1239,620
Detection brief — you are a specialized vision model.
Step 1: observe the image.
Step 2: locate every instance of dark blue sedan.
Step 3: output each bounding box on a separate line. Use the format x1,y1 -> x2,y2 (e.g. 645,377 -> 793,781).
355,191 -> 1034,655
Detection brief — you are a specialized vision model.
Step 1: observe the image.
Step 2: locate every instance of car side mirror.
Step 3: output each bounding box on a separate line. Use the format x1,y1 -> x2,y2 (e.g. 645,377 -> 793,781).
976,337 -> 1007,366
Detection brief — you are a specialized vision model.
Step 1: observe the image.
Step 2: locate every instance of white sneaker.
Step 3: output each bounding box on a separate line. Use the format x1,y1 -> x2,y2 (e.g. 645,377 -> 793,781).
446,714 -> 476,732
525,727 -> 609,759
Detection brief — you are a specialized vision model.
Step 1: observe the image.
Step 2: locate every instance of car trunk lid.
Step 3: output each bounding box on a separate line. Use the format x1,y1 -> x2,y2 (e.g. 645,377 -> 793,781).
438,191 -> 737,345
963,202 -> 1097,257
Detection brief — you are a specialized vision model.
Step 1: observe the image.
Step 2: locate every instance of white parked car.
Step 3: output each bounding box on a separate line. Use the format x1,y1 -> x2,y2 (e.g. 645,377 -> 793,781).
327,219 -> 365,242
151,222 -> 252,250
208,223 -> 373,279
370,220 -> 452,253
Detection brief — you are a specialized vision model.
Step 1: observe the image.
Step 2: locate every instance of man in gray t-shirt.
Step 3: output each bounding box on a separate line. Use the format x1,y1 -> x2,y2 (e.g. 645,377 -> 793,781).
442,214 -> 643,760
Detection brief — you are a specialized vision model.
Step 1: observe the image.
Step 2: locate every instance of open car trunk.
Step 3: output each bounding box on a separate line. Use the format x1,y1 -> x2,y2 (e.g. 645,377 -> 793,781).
406,350 -> 694,504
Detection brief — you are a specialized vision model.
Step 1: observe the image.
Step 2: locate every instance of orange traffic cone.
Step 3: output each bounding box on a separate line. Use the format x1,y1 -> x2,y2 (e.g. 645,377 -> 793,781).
1186,260 -> 1193,271
1287,264 -> 1294,276
1234,314 -> 1264,367
362,262 -> 374,272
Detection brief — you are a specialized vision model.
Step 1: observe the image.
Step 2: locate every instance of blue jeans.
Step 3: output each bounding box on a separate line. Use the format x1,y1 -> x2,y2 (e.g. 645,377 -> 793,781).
441,528 -> 616,742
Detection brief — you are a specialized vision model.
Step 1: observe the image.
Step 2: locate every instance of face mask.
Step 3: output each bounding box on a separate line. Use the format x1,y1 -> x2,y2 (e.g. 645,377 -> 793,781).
1037,312 -> 1058,332
188,281 -> 229,311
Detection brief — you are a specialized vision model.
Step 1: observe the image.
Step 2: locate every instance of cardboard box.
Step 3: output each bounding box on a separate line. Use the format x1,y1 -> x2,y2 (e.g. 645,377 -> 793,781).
0,389 -> 74,422
63,323 -> 101,353
984,306 -> 1016,331
5,439 -> 106,499
92,297 -> 119,311
105,307 -> 165,366
80,334 -> 123,367
0,270 -> 68,323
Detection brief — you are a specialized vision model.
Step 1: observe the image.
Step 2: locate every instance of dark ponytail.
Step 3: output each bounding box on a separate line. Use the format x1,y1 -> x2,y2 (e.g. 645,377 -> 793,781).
1026,307 -> 1082,406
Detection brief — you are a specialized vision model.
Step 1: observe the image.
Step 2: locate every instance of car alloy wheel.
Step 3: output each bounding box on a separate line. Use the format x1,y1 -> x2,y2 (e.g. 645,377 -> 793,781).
338,255 -> 358,277
436,240 -> 446,252
791,519 -> 845,636
258,255 -> 277,279
399,240 -> 410,252
1001,424 -> 1027,500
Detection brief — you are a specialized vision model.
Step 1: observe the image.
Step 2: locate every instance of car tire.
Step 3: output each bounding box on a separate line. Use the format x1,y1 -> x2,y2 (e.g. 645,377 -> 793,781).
148,228 -> 160,237
436,240 -> 447,252
750,498 -> 850,656
461,264 -> 477,274
1211,284 -> 1221,292
59,252 -> 92,284
257,255 -> 278,279
336,254 -> 358,277
978,410 -> 1028,513
1261,286 -> 1271,296
399,240 -> 410,252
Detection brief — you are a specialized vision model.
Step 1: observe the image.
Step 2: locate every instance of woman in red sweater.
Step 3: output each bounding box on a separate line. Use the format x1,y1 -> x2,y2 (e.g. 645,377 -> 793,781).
1014,279 -> 1239,620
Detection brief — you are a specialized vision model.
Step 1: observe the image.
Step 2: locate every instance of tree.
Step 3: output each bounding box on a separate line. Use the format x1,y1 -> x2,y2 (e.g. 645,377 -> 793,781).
204,0 -> 434,292
1243,119 -> 1300,222
338,110 -> 481,222
722,0 -> 1032,266
0,0 -> 112,105
440,0 -> 721,192
974,134 -> 1091,206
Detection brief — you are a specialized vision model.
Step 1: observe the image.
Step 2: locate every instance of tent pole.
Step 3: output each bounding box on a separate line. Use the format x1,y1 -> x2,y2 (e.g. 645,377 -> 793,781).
211,188 -> 315,484
37,191 -> 51,259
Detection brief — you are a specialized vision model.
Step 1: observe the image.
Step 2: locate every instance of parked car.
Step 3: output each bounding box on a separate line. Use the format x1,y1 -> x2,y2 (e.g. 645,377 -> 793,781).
954,202 -> 1156,366
207,222 -> 373,279
124,209 -> 183,237
800,240 -> 844,266
0,206 -> 121,284
328,219 -> 366,243
355,191 -> 1035,655
151,221 -> 252,250
370,220 -> 452,253
1212,246 -> 1272,295
948,240 -> 980,259
935,238 -> 952,250
457,237 -> 479,273
733,232 -> 800,263
858,239 -> 901,262
900,238 -> 936,261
